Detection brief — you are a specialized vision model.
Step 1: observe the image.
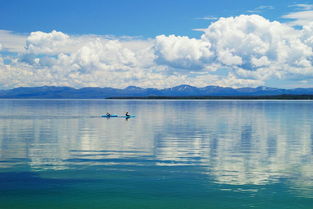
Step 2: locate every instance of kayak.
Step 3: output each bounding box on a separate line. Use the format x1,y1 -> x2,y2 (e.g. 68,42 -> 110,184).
101,115 -> 136,118
101,115 -> 118,118
120,115 -> 136,118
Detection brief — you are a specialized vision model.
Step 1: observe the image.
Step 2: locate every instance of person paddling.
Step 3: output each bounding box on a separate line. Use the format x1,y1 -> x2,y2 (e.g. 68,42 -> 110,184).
106,112 -> 111,117
125,112 -> 130,117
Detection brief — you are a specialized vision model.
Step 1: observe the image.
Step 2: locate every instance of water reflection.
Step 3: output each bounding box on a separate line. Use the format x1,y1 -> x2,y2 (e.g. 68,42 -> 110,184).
0,100 -> 313,196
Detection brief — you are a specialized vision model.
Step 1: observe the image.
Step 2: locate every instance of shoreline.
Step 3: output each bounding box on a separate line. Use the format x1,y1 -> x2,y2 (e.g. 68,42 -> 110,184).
106,95 -> 313,100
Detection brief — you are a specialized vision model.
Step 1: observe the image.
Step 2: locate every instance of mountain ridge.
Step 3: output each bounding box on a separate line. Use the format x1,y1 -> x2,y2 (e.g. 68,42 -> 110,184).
0,85 -> 313,98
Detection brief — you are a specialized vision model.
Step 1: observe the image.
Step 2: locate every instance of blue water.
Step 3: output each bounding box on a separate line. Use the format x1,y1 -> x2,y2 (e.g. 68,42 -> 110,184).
0,99 -> 312,209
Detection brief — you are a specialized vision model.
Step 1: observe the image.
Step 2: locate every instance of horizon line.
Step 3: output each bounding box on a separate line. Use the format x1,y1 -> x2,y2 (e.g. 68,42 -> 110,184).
2,84 -> 312,91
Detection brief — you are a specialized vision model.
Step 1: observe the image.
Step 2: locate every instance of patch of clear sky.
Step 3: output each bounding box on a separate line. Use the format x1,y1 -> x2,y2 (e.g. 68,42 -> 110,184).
0,0 -> 302,38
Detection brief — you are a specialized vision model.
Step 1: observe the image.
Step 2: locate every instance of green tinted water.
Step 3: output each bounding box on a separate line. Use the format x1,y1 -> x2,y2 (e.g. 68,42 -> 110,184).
0,100 -> 312,209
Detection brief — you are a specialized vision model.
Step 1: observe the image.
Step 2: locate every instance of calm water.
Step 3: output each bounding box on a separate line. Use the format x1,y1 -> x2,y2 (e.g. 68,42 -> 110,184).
0,99 -> 312,209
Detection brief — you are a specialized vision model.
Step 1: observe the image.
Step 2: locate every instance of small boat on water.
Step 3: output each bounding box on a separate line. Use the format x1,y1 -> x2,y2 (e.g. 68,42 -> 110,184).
101,114 -> 118,118
119,115 -> 136,118
101,115 -> 135,118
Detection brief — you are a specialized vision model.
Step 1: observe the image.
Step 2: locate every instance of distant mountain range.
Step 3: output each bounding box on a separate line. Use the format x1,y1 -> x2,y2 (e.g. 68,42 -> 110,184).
0,85 -> 313,98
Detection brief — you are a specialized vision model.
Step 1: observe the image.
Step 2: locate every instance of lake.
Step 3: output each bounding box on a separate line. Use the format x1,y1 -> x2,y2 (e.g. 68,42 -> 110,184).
0,99 -> 312,209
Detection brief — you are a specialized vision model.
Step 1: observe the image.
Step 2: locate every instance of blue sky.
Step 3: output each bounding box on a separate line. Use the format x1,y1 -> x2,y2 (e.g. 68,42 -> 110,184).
1,0 -> 313,89
0,0 -> 302,37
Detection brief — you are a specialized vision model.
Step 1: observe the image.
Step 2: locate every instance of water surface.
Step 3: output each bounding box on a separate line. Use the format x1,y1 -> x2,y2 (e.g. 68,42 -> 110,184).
0,99 -> 312,209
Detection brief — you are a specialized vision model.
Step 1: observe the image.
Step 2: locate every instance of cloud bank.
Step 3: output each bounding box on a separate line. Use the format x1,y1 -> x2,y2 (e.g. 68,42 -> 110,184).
1,14 -> 313,89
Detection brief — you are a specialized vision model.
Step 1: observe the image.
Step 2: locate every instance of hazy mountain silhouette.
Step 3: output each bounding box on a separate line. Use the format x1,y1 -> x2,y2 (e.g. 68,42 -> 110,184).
0,85 -> 313,98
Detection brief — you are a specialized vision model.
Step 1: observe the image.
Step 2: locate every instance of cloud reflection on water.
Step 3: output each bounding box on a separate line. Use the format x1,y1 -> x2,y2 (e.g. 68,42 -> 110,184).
0,100 -> 312,196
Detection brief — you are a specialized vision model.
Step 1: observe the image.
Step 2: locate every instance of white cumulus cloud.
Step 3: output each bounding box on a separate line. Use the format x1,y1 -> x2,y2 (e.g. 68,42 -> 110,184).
155,34 -> 212,70
201,15 -> 313,79
1,14 -> 313,89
